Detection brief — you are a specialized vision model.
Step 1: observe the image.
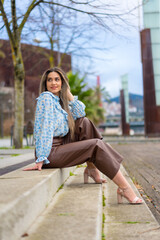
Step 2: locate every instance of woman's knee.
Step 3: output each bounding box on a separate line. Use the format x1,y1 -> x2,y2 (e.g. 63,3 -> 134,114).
79,117 -> 91,128
75,117 -> 90,133
75,117 -> 89,125
88,138 -> 103,147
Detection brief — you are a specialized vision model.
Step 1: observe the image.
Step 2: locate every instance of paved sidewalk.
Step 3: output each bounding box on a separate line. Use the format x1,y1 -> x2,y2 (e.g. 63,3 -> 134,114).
0,145 -> 34,175
0,137 -> 29,148
103,166 -> 160,240
0,137 -> 34,161
112,142 -> 160,225
103,135 -> 160,143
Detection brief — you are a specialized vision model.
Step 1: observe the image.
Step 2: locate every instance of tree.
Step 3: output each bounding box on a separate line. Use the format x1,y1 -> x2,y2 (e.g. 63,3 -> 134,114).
0,0 -> 138,148
68,71 -> 105,125
0,42 -> 5,58
26,1 -> 109,70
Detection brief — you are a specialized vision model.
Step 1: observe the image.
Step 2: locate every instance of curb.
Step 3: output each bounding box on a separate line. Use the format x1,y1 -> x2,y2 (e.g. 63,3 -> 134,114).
0,165 -> 76,240
22,167 -> 103,240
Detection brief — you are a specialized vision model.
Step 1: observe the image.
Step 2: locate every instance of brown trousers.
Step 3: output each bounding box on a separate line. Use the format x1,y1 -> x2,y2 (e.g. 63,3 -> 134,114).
41,117 -> 123,180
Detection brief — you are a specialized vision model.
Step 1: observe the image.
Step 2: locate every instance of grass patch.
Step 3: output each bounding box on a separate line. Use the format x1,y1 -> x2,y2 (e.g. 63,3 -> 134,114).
123,221 -> 140,224
57,213 -> 75,216
57,184 -> 64,192
102,213 -> 106,224
102,193 -> 106,207
131,176 -> 143,192
122,221 -> 150,224
102,188 -> 106,240
102,232 -> 106,240
0,147 -> 12,149
11,154 -> 20,157
117,142 -> 128,145
23,146 -> 34,149
69,171 -> 75,176
102,213 -> 106,240
77,164 -> 86,168
0,146 -> 34,150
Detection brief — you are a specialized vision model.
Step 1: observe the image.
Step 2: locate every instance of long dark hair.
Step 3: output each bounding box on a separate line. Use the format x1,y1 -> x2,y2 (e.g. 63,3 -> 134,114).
39,67 -> 75,139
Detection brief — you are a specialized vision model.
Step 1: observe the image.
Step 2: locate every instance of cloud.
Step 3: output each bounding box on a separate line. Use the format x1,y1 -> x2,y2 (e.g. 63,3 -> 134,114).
96,29 -> 143,97
102,76 -> 121,98
73,0 -> 144,98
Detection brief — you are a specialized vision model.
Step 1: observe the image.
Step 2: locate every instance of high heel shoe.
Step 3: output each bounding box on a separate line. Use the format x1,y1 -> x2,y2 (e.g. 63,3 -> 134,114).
84,167 -> 107,184
117,187 -> 143,204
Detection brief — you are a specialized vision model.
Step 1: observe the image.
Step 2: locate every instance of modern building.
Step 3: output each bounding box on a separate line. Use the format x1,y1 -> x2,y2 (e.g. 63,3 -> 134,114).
141,0 -> 160,136
0,39 -> 71,136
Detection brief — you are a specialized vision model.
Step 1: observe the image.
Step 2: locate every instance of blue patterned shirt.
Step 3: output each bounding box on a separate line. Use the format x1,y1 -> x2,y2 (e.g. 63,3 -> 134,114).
34,91 -> 86,164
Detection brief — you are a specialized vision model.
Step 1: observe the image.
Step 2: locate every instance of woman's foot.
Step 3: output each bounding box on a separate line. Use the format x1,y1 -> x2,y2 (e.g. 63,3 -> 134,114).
84,167 -> 107,184
117,187 -> 143,204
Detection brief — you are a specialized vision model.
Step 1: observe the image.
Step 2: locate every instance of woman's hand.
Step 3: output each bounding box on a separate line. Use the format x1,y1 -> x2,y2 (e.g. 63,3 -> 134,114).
23,161 -> 43,171
67,88 -> 74,101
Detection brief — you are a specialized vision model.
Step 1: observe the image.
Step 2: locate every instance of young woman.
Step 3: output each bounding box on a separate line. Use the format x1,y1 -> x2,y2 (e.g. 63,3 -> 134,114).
24,67 -> 143,204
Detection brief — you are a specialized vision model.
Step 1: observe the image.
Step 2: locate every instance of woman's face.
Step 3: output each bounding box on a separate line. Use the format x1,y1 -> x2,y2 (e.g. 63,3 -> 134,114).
46,71 -> 62,96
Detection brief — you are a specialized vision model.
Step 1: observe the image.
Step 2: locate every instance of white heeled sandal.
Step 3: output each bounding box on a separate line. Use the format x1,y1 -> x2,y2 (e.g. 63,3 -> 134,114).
84,167 -> 107,184
117,187 -> 143,204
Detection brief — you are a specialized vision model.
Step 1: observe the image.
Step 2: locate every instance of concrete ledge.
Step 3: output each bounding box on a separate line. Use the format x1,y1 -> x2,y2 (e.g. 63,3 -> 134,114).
1,156 -> 159,240
0,152 -> 35,176
0,164 -> 76,240
21,167 -> 102,240
0,153 -> 34,168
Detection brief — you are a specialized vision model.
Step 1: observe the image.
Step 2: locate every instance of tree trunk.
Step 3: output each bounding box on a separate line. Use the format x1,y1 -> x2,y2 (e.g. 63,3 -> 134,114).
49,54 -> 54,68
49,39 -> 55,67
12,47 -> 25,148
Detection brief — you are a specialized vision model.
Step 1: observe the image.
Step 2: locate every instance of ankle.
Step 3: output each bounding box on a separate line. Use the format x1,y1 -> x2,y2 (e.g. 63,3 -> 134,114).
86,162 -> 96,169
118,183 -> 130,190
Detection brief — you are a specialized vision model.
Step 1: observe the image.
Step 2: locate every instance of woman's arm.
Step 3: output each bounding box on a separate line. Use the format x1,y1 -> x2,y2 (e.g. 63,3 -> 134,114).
67,89 -> 86,119
24,94 -> 55,171
67,89 -> 74,101
34,94 -> 55,164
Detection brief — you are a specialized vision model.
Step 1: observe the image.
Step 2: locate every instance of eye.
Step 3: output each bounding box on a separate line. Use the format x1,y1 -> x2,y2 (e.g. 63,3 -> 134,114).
55,77 -> 60,82
47,78 -> 52,82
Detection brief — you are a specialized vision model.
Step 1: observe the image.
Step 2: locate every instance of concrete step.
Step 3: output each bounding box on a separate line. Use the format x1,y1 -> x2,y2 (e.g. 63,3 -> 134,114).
0,163 -> 76,240
19,167 -> 102,240
18,167 -> 160,240
103,166 -> 160,240
1,157 -> 160,240
0,152 -> 35,176
0,151 -> 34,168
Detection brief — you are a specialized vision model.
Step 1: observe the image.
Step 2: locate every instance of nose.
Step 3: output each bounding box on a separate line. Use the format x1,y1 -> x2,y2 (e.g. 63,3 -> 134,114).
51,80 -> 57,85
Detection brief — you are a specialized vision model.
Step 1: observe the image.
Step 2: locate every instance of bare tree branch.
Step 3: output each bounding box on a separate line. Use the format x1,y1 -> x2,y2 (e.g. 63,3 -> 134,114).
19,0 -> 43,34
11,0 -> 19,44
42,0 -> 141,17
0,0 -> 14,45
69,0 -> 95,4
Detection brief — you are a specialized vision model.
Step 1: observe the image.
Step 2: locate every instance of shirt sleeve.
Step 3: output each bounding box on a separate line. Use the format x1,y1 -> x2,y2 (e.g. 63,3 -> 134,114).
34,94 -> 55,164
69,96 -> 86,120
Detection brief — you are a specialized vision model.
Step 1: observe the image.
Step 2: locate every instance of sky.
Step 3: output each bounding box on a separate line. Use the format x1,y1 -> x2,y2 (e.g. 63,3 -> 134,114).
98,28 -> 143,98
0,0 -> 143,98
82,0 -> 144,98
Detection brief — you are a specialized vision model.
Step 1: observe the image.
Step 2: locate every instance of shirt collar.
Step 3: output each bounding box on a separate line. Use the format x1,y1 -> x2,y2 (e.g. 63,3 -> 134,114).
37,91 -> 60,101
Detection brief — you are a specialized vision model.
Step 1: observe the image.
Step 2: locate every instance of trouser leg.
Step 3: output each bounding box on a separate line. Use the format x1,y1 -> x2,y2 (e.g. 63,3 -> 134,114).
63,117 -> 102,144
45,138 -> 123,180
74,117 -> 103,141
35,117 -> 101,161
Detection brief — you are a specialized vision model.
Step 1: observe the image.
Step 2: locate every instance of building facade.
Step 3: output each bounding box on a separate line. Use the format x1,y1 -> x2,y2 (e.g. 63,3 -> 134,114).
0,39 -> 71,135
